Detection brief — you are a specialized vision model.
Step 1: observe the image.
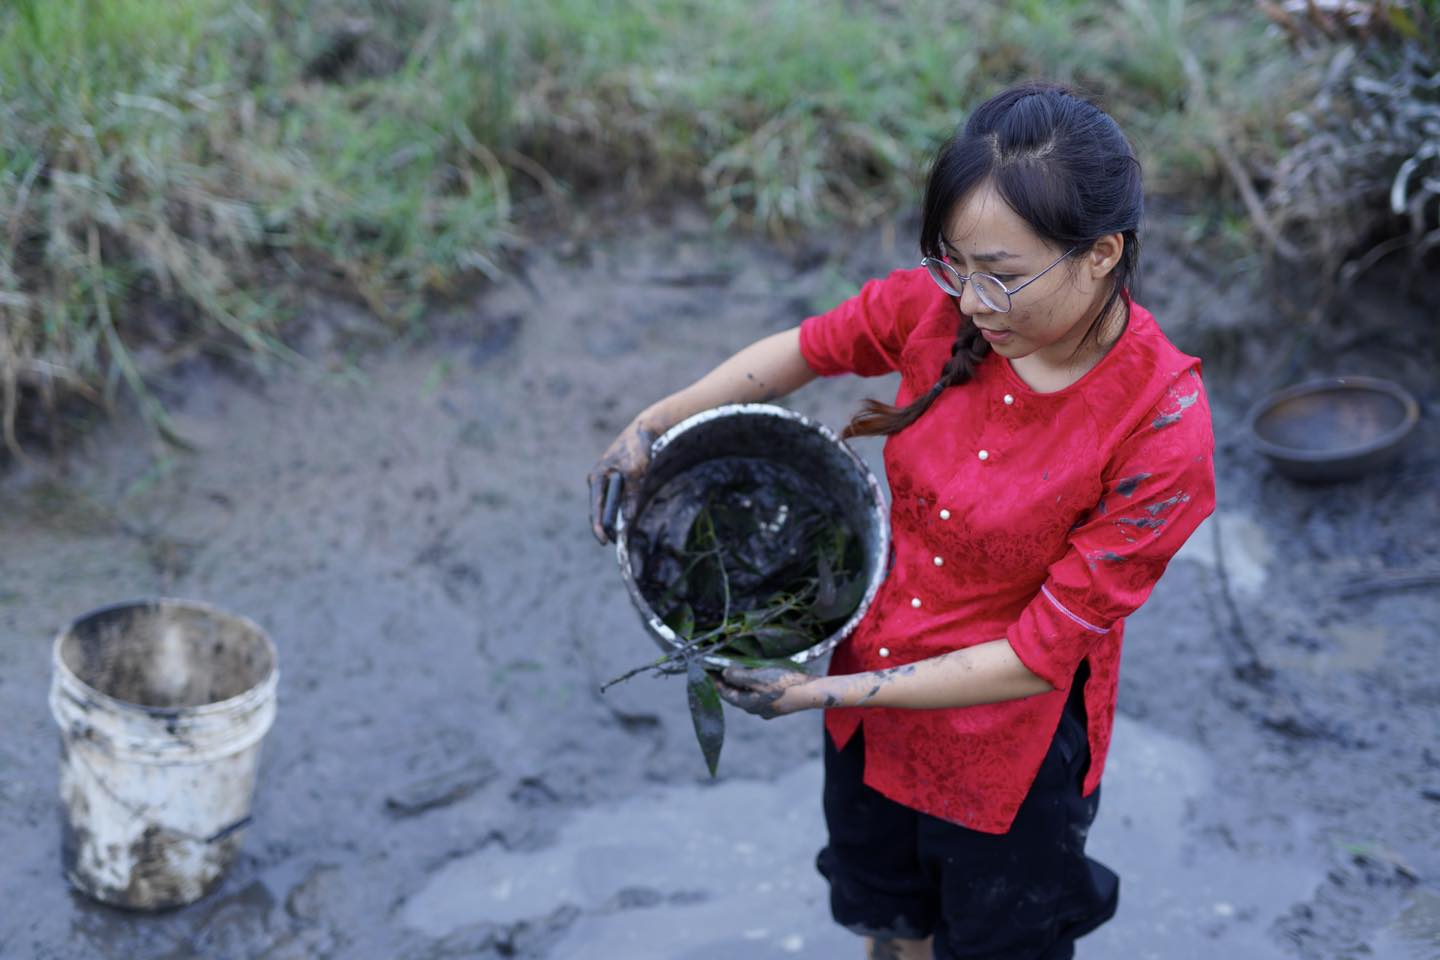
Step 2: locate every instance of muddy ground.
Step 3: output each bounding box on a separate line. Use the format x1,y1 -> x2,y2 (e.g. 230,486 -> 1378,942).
1,204 -> 1437,959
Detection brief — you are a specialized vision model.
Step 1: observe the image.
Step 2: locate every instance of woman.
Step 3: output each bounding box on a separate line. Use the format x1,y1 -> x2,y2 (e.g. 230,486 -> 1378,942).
587,82 -> 1215,960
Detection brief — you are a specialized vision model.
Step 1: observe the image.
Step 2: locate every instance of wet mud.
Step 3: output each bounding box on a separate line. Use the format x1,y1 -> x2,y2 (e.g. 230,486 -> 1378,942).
1,204 -> 1437,958
630,455 -> 864,648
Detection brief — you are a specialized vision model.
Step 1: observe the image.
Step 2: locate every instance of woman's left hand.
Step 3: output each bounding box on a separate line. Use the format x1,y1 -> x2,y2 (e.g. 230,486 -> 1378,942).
714,665 -> 817,719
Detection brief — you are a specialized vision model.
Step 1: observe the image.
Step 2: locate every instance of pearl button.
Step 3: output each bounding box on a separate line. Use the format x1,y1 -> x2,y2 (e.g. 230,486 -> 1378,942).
910,597 -> 922,609
879,647 -> 890,658
933,556 -> 944,567
1003,394 -> 1015,405
978,450 -> 990,461
939,509 -> 951,520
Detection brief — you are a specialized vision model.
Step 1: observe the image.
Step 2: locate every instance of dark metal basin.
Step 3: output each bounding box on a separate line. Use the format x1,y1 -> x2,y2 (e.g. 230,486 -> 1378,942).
1248,376 -> 1419,482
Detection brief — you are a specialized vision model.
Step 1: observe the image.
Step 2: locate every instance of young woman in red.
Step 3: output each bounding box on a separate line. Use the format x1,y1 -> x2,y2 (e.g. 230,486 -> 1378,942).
589,83 -> 1215,960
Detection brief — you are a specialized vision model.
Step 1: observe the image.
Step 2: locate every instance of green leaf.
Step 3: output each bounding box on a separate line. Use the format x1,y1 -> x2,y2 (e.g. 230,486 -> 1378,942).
1386,6 -> 1420,40
724,635 -> 765,659
686,657 -> 724,778
751,624 -> 814,657
738,608 -> 768,630
815,550 -> 836,609
812,572 -> 866,622
664,602 -> 696,640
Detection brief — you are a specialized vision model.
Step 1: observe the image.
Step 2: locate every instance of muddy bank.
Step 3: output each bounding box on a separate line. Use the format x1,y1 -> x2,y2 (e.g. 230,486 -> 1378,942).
1,205 -> 1437,959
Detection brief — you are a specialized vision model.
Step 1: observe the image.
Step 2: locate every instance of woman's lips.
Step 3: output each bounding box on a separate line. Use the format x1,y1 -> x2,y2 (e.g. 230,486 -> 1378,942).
978,327 -> 1013,344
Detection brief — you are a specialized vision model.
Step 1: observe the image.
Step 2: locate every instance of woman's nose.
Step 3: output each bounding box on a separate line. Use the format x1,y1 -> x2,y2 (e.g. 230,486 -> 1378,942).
958,279 -> 993,317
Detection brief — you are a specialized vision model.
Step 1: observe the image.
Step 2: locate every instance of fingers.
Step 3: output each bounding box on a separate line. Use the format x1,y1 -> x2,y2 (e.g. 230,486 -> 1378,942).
588,472 -> 624,544
720,666 -> 756,692
587,472 -> 611,544
714,674 -> 784,719
713,677 -> 746,707
601,473 -> 624,538
587,423 -> 658,546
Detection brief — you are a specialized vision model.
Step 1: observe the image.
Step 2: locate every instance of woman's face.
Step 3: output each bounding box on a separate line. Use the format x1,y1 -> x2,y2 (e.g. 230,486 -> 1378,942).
942,180 -> 1122,368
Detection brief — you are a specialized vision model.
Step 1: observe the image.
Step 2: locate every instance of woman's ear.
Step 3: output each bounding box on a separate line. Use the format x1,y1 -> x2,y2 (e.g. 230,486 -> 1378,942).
1087,233 -> 1125,278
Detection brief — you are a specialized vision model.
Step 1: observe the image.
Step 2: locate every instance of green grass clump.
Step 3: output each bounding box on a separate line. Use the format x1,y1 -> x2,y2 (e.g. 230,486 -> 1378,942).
1,0 -> 277,448
0,0 -> 1307,453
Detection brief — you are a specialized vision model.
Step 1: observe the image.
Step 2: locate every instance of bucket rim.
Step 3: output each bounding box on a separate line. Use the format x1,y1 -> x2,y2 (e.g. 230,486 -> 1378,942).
51,597 -> 279,719
614,402 -> 890,667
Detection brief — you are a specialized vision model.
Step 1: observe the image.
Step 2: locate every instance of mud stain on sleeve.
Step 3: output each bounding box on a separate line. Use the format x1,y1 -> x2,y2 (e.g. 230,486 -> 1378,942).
1145,492 -> 1191,517
1115,473 -> 1152,497
1088,550 -> 1127,564
1152,391 -> 1200,431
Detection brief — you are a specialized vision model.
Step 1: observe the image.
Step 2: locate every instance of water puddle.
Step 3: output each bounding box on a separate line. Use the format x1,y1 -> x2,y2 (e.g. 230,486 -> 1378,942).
399,760 -> 844,957
1082,717 -> 1321,960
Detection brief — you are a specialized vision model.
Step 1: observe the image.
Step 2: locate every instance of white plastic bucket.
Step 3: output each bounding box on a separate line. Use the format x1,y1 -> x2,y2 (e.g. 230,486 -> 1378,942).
49,599 -> 278,909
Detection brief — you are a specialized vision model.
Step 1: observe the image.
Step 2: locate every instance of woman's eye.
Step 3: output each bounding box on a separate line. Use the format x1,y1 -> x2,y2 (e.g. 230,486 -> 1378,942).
992,274 -> 1018,283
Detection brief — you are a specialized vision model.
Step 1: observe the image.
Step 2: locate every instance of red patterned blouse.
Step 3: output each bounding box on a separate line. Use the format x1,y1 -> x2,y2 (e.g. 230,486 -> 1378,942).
799,266 -> 1216,834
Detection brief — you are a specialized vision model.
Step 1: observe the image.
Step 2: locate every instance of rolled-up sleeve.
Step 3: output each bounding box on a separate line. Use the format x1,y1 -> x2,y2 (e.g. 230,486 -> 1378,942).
798,268 -> 927,378
1006,373 -> 1217,690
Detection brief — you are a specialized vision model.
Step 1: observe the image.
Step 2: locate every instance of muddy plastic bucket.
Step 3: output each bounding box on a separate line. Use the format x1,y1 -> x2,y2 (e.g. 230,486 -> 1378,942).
615,403 -> 890,666
48,599 -> 278,909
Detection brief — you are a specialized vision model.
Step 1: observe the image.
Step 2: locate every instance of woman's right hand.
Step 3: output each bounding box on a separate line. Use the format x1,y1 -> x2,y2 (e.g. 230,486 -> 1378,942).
586,327 -> 814,545
587,421 -> 659,544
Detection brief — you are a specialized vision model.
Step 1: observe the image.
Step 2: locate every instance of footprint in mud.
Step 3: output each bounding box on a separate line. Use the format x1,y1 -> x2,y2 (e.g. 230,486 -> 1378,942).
604,885 -> 710,911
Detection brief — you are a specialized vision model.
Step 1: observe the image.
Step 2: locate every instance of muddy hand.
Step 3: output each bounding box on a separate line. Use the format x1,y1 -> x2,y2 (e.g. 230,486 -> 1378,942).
715,665 -> 813,720
587,423 -> 657,544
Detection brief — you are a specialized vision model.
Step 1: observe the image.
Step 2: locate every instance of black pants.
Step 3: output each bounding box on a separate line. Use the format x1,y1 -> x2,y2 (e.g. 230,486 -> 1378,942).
816,669 -> 1119,959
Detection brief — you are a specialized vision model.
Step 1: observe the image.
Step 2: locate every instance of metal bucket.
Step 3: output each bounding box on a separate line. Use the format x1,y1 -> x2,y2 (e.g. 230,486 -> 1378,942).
49,599 -> 278,909
615,403 -> 889,666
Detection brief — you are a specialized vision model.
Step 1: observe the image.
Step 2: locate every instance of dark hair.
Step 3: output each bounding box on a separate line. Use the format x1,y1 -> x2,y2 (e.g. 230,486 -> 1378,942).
843,83 -> 1143,439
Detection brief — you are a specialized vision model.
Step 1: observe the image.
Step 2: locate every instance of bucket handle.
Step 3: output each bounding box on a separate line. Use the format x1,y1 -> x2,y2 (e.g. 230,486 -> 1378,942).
203,816 -> 253,844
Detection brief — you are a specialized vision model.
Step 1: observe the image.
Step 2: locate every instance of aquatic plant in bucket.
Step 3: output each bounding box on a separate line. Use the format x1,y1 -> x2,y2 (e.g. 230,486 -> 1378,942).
610,405 -> 889,775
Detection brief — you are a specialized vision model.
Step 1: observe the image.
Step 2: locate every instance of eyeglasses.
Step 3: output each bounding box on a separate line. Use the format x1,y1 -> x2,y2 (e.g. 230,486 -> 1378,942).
920,246 -> 1079,313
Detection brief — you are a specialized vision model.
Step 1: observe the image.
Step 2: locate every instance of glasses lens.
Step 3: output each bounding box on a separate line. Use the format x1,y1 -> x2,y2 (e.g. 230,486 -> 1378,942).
923,259 -> 964,297
972,274 -> 1011,313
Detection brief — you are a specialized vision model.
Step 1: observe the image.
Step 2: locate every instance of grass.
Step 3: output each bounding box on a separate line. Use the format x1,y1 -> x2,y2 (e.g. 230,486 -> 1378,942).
0,0 -> 1315,453
1262,0 -> 1440,285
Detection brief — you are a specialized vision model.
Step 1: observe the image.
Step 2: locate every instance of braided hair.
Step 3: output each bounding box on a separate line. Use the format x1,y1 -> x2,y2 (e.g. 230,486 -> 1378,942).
843,83 -> 1143,439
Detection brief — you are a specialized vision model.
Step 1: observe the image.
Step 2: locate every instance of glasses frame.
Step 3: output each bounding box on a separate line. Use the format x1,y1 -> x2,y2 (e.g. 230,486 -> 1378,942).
920,245 -> 1080,313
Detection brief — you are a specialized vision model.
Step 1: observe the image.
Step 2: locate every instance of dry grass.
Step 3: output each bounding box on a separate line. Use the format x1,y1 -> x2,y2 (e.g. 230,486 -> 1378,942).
1261,0 -> 1440,287
0,0 -> 1327,454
